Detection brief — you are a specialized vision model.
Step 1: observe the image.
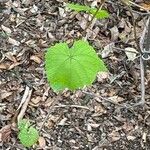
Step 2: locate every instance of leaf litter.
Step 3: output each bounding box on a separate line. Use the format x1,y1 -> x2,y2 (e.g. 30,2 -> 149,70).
1,0 -> 150,149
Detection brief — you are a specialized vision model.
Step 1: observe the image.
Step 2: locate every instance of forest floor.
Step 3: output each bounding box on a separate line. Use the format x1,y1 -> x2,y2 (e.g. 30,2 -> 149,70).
1,0 -> 150,149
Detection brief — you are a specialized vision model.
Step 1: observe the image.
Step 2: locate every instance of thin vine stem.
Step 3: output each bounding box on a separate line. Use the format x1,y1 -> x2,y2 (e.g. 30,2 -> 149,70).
82,0 -> 106,38
120,0 -> 141,54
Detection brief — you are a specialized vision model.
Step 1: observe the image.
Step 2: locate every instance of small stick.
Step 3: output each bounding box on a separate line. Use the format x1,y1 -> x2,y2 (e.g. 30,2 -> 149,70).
129,1 -> 150,12
54,104 -> 90,110
120,0 -> 148,107
83,91 -> 126,107
134,57 -> 145,106
17,86 -> 30,111
39,98 -> 58,132
11,86 -> 31,123
120,0 -> 141,53
82,0 -> 106,39
17,88 -> 32,122
139,18 -> 150,52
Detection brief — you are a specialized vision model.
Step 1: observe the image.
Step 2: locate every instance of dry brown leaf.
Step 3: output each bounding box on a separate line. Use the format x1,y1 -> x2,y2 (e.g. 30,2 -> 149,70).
127,135 -> 136,141
110,26 -> 119,41
108,130 -> 120,142
92,103 -> 107,117
30,96 -> 41,107
30,55 -> 42,64
0,63 -> 8,70
45,97 -> 55,107
8,62 -> 21,70
142,132 -> 147,143
140,3 -> 150,10
108,96 -> 124,103
0,91 -> 13,100
58,118 -> 68,126
89,123 -> 100,128
0,124 -> 12,142
46,115 -> 61,128
38,136 -> 46,148
101,43 -> 114,58
5,52 -> 17,62
122,122 -> 134,132
8,37 -> 20,46
97,72 -> 109,82
1,25 -> 11,34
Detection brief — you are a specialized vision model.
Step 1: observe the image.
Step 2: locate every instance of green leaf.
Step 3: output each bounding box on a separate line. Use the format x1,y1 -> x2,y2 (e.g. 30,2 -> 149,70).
67,3 -> 91,12
18,127 -> 39,148
45,40 -> 107,91
18,119 -> 30,130
18,119 -> 39,148
67,3 -> 109,19
90,9 -> 109,19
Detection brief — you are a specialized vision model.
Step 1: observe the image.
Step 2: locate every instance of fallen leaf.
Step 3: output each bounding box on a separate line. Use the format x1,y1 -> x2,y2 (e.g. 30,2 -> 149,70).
110,26 -> 119,41
30,55 -> 42,64
97,72 -> 109,82
140,2 -> 150,11
108,130 -> 120,142
101,42 -> 114,58
1,25 -> 11,34
8,37 -> 20,46
127,135 -> 136,141
108,96 -> 124,103
5,52 -> 17,62
0,91 -> 13,100
30,96 -> 41,107
8,62 -> 21,70
30,4 -> 38,13
125,47 -> 138,61
0,124 -> 12,142
58,118 -> 68,126
0,63 -> 8,70
38,136 -> 46,148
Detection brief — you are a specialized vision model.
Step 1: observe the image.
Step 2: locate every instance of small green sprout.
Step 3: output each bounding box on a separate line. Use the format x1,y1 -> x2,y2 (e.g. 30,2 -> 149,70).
18,119 -> 39,148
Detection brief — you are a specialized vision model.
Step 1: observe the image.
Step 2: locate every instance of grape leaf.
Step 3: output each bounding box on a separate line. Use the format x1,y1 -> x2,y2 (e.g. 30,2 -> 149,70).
18,119 -> 30,131
67,3 -> 109,19
67,3 -> 91,12
45,40 -> 107,91
90,9 -> 109,19
18,119 -> 39,148
18,127 -> 39,148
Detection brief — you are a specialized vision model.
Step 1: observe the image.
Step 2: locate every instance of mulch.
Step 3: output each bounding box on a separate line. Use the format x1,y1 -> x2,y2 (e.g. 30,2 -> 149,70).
1,0 -> 150,149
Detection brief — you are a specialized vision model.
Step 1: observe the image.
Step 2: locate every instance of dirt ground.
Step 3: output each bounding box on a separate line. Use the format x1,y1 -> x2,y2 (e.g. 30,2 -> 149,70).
1,0 -> 150,149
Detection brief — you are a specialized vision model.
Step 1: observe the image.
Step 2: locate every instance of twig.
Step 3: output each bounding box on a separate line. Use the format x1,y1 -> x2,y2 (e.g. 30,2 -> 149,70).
139,18 -> 150,52
11,86 -> 32,123
120,0 -> 147,106
134,57 -> 145,106
39,97 -> 59,132
120,0 -> 141,54
129,1 -> 150,12
144,18 -> 150,55
17,86 -> 30,111
82,91 -> 130,108
135,18 -> 150,106
6,143 -> 25,150
54,104 -> 90,110
17,87 -> 32,122
112,46 -> 139,54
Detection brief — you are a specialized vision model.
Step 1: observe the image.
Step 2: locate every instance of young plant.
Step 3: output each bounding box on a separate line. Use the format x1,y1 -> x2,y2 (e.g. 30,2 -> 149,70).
67,3 -> 109,19
18,119 -> 39,148
45,40 -> 107,91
